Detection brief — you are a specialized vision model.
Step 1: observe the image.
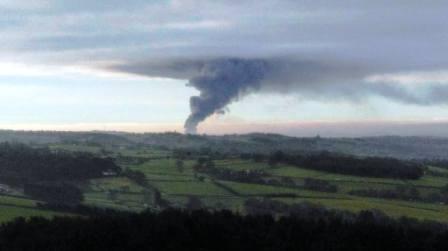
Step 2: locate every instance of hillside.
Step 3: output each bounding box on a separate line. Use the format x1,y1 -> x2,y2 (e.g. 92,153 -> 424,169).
0,139 -> 447,224
0,130 -> 447,159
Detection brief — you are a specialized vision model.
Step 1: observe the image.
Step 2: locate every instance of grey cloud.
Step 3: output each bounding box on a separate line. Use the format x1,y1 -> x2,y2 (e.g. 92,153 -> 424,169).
111,56 -> 448,133
3,0 -> 446,66
0,0 -> 447,132
111,57 -> 361,132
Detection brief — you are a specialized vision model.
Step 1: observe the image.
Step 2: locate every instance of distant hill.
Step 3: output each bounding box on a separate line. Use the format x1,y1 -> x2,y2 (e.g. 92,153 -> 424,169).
0,130 -> 447,160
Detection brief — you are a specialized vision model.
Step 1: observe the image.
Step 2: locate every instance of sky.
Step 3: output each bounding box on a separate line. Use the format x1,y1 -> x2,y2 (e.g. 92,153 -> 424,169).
0,0 -> 447,136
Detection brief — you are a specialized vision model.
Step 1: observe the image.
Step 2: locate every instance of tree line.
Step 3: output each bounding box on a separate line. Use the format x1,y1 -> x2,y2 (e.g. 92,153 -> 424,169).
349,185 -> 448,204
0,142 -> 120,185
0,204 -> 447,251
0,143 -> 120,206
268,151 -> 424,179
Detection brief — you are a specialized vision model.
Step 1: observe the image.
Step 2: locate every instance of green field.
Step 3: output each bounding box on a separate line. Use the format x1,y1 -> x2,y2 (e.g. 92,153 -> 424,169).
0,195 -> 66,223
127,151 -> 448,222
1,142 -> 448,224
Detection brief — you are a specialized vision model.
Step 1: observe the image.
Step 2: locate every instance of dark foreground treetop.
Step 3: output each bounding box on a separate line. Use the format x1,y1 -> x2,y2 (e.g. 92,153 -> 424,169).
0,207 -> 447,251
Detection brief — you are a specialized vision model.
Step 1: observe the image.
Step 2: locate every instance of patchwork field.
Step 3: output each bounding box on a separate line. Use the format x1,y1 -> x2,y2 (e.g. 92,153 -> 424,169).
1,142 -> 448,223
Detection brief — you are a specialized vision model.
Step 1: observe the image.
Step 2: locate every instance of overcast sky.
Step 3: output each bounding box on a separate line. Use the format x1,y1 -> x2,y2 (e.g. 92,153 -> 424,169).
0,0 -> 447,136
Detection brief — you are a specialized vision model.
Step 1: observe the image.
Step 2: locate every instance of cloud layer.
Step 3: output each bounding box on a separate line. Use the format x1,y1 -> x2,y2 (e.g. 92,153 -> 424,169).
0,0 -> 447,133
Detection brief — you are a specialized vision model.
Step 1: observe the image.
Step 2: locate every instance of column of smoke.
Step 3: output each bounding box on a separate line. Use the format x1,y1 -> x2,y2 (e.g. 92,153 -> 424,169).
184,58 -> 269,134
110,57 -> 448,135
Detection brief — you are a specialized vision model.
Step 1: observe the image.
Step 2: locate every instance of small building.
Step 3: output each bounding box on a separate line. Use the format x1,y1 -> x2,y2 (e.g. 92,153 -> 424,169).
0,184 -> 11,193
102,171 -> 118,176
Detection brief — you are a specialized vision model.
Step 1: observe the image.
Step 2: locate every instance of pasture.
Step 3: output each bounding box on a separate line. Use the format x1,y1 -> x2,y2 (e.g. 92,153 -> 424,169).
1,142 -> 448,223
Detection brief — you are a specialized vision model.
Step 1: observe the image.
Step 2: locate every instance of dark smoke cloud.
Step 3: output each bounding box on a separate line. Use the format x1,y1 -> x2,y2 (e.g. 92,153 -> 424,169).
110,57 -> 448,134
111,57 -> 361,133
184,59 -> 269,133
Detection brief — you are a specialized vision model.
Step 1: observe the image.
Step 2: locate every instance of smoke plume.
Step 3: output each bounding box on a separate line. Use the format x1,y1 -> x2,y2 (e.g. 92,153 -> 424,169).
110,57 -> 448,134
184,58 -> 269,134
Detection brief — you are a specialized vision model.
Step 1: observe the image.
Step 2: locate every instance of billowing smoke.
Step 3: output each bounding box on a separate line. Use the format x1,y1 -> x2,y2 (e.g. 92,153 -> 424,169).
110,57 -> 355,134
184,58 -> 269,134
110,57 -> 448,134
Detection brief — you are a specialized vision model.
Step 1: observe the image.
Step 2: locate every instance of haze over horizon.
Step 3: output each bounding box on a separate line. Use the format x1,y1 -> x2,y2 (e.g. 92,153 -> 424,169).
0,0 -> 447,136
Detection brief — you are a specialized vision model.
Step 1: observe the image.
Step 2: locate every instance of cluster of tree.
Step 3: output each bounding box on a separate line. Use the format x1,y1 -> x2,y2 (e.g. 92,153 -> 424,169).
173,147 -> 229,160
194,156 -> 340,192
175,159 -> 184,173
443,184 -> 448,194
350,185 -> 448,204
190,157 -> 268,184
425,169 -> 448,178
0,143 -> 120,186
203,167 -> 266,184
259,177 -> 295,187
424,191 -> 448,204
269,151 -> 424,179
240,153 -> 266,162
421,159 -> 448,170
193,157 -> 216,170
121,168 -> 147,187
213,168 -> 265,183
120,169 -> 172,209
244,198 -> 349,217
114,156 -> 151,165
1,206 -> 448,250
303,178 -> 338,193
349,186 -> 420,201
24,182 -> 83,206
185,196 -> 204,210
